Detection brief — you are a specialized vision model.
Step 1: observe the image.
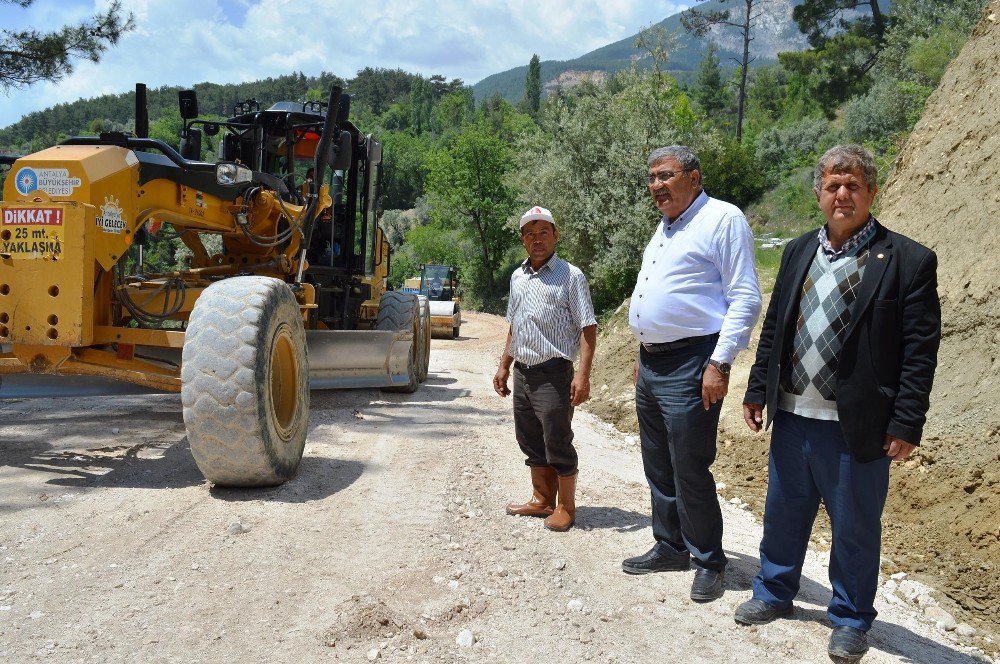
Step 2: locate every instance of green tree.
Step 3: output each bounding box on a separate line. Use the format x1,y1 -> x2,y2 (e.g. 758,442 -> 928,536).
515,71 -> 686,310
379,131 -> 433,210
682,0 -> 768,141
409,78 -> 430,134
148,109 -> 183,150
434,89 -> 474,134
348,67 -> 417,117
698,135 -> 768,210
778,32 -> 878,111
792,0 -> 886,48
523,54 -> 541,116
0,0 -> 134,90
425,123 -> 519,307
875,0 -> 987,87
694,41 -> 730,121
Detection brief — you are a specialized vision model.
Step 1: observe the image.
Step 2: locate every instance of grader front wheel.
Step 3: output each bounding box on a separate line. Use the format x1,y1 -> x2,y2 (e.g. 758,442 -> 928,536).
377,291 -> 421,393
181,276 -> 309,487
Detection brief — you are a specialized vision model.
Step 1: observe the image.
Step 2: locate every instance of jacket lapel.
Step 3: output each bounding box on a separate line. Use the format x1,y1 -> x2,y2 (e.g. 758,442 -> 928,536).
843,222 -> 893,342
781,235 -> 819,326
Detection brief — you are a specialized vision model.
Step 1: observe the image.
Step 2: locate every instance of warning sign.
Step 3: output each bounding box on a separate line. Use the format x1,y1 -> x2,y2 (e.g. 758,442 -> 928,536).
1,206 -> 64,258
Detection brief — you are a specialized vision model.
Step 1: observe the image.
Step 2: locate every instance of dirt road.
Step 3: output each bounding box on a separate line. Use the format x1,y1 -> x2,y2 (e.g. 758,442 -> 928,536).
0,313 -> 991,663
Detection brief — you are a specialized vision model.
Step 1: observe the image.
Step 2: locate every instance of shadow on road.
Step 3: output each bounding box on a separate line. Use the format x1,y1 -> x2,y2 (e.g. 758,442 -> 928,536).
210,456 -> 365,504
789,605 -> 978,663
4,437 -> 202,494
3,439 -> 365,507
726,552 -> 977,663
575,505 -> 650,533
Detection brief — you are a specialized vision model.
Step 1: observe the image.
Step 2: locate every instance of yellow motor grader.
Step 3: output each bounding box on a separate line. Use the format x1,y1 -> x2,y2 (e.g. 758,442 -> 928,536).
0,85 -> 431,486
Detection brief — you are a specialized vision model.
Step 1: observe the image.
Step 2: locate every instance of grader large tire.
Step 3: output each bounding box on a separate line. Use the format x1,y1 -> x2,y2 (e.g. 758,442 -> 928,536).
377,291 -> 420,393
416,295 -> 431,383
181,276 -> 309,487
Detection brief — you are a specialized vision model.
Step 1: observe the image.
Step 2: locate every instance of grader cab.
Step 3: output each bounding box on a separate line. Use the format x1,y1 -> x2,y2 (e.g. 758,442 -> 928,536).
0,84 -> 431,487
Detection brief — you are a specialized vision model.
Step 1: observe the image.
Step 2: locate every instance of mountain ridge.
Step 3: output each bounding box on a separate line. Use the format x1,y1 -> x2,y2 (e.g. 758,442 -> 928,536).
473,0 -> 808,103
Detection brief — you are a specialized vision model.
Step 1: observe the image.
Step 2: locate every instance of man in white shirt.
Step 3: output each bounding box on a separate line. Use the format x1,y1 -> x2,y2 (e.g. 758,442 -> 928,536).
623,146 -> 761,602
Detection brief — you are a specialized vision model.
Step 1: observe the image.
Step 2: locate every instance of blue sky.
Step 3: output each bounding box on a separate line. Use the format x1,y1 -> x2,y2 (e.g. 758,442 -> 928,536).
0,0 -> 691,129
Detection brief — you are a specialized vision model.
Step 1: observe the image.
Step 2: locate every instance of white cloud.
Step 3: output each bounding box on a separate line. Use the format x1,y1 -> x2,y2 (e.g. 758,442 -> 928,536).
0,0 -> 690,129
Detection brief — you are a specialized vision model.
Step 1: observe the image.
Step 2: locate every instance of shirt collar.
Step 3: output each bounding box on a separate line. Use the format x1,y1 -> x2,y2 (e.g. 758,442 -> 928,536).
818,216 -> 876,260
521,252 -> 560,274
661,190 -> 708,233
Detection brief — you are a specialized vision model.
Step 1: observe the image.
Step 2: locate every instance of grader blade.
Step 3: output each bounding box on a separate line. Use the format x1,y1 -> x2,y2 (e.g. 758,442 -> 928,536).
306,329 -> 413,390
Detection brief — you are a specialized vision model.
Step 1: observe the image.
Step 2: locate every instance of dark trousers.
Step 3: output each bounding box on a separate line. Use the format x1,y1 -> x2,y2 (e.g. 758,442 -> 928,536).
635,342 -> 726,571
512,359 -> 578,476
753,410 -> 890,631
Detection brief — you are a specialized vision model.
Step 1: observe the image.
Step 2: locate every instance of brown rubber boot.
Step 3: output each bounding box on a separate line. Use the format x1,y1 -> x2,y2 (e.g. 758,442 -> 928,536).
544,471 -> 577,532
506,466 -> 558,517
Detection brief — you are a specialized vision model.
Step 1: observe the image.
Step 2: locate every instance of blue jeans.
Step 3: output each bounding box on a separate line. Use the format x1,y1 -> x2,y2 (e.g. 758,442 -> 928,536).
635,342 -> 726,572
753,410 -> 891,631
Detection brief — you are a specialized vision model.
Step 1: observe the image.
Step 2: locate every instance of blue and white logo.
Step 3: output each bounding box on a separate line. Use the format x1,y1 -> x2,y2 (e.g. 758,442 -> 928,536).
15,167 -> 38,195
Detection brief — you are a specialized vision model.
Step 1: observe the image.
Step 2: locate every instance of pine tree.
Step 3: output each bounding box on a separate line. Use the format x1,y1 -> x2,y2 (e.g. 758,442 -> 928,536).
682,0 -> 767,142
694,41 -> 730,120
524,54 -> 542,116
0,0 -> 134,90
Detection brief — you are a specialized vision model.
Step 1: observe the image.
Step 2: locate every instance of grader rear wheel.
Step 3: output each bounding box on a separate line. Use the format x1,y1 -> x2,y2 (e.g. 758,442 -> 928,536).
376,291 -> 420,393
181,276 -> 309,487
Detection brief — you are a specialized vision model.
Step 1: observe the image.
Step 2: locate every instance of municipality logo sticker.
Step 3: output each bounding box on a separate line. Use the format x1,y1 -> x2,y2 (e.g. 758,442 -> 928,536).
15,167 -> 38,195
13,167 -> 80,196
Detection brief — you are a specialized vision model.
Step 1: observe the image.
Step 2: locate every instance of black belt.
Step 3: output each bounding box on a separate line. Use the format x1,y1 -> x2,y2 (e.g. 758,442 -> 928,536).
641,333 -> 719,353
514,357 -> 571,371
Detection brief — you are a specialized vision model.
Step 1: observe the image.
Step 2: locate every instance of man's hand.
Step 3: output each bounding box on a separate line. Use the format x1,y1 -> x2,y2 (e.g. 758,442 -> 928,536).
743,403 -> 764,432
701,363 -> 729,410
883,435 -> 916,461
493,366 -> 511,397
570,371 -> 590,406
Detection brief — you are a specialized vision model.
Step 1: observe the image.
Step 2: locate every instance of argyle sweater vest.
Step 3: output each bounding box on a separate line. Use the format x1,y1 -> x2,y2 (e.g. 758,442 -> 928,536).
778,245 -> 869,420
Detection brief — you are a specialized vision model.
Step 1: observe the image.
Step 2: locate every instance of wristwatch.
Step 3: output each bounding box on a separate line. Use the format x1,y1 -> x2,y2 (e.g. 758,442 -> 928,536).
708,359 -> 731,376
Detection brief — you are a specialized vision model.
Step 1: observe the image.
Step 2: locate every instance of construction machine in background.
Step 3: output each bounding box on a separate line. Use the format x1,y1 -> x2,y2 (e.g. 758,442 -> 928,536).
0,84 -> 431,487
416,264 -> 461,339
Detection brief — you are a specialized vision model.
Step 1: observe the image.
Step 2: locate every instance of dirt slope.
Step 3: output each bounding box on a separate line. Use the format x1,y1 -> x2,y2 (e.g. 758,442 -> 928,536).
588,4 -> 1000,650
879,1 -> 1000,448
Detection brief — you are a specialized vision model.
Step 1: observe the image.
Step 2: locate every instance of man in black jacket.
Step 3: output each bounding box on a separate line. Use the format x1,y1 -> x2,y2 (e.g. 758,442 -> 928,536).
734,145 -> 941,663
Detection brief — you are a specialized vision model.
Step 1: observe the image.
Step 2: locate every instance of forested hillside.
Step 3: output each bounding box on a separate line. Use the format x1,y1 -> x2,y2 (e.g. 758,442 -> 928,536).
0,0 -> 987,315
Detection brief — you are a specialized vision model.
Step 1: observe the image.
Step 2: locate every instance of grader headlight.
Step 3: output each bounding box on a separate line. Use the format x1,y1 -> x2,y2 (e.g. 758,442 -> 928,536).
216,162 -> 252,186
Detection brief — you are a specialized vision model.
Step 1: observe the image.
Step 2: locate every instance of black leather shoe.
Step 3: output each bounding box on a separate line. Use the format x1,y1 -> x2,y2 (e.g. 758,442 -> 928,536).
828,626 -> 868,662
690,567 -> 724,602
734,598 -> 793,625
621,546 -> 690,574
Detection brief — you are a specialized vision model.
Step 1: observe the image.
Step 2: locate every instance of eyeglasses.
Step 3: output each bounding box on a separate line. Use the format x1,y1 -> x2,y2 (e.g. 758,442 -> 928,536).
646,168 -> 693,185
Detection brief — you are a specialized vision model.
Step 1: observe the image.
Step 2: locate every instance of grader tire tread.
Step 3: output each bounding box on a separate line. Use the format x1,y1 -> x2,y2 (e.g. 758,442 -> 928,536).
376,292 -> 420,393
181,276 -> 308,487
